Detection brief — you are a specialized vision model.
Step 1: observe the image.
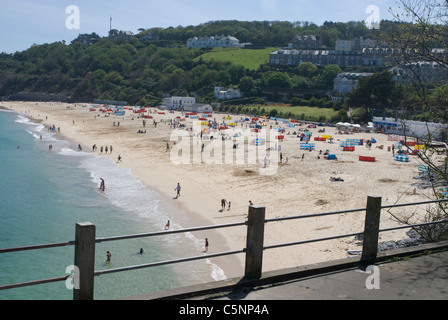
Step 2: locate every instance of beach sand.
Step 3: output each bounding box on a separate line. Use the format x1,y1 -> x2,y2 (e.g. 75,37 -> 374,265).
3,101 -> 435,280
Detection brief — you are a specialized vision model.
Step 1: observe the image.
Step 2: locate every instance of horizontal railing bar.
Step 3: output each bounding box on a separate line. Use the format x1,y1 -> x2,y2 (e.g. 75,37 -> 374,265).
381,198 -> 448,209
95,221 -> 247,244
94,249 -> 245,276
264,231 -> 364,251
265,207 -> 366,223
0,241 -> 75,254
380,219 -> 448,233
0,276 -> 69,291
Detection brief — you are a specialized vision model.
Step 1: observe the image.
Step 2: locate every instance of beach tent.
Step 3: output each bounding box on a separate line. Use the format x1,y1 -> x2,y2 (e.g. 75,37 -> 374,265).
347,139 -> 362,145
327,154 -> 337,160
300,143 -> 315,150
418,164 -> 429,173
394,154 -> 410,162
251,138 -> 266,146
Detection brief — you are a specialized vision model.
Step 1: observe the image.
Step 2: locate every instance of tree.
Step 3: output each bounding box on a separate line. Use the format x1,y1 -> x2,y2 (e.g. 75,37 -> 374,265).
239,76 -> 254,95
317,65 -> 342,89
382,0 -> 448,242
266,72 -> 292,88
297,62 -> 318,78
346,70 -> 399,113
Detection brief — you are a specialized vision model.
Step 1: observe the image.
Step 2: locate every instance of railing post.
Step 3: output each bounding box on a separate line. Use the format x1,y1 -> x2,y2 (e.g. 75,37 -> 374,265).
73,222 -> 96,300
361,196 -> 382,266
244,206 -> 265,279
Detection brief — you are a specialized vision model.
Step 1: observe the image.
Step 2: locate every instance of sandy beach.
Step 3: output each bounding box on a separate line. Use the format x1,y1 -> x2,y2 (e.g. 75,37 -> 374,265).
2,101 -> 435,280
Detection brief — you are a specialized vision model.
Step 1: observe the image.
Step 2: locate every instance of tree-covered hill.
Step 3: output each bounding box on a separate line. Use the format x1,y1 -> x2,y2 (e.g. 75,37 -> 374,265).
0,20 -> 398,105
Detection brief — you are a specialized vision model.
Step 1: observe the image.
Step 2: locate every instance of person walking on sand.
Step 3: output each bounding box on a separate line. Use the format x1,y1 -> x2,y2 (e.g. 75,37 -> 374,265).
117,155 -> 122,163
165,220 -> 170,230
205,238 -> 209,253
221,199 -> 227,211
106,251 -> 111,262
175,183 -> 181,198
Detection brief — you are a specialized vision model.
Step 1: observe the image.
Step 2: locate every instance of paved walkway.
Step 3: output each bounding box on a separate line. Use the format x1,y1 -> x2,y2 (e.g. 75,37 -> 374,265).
206,249 -> 448,300
125,242 -> 448,301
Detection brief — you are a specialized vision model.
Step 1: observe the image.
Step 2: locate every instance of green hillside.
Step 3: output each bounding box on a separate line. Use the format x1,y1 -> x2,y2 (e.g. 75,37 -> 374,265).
194,47 -> 280,70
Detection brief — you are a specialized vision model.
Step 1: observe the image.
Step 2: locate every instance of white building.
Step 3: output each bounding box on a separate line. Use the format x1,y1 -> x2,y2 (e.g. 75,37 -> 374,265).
390,61 -> 448,87
162,96 -> 196,110
372,117 -> 448,141
333,72 -> 373,94
335,37 -> 378,52
184,103 -> 213,113
187,35 -> 241,49
214,87 -> 244,100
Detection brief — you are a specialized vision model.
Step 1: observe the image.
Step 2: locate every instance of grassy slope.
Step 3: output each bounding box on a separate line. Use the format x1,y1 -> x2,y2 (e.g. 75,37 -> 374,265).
255,105 -> 339,121
194,47 -> 280,70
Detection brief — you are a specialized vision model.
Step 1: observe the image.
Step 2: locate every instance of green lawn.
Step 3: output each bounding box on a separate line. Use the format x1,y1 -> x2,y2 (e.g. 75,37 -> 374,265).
194,47 -> 280,70
248,105 -> 339,121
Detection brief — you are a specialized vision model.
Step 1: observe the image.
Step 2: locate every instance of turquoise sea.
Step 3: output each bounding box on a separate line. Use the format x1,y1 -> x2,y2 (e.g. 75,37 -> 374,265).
0,109 -> 225,300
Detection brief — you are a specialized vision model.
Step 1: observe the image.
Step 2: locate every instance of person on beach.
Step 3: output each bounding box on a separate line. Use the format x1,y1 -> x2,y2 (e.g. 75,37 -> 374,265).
205,238 -> 209,253
165,220 -> 170,230
139,248 -> 144,254
249,200 -> 253,206
106,251 -> 111,262
99,178 -> 105,192
175,183 -> 181,198
117,155 -> 122,163
221,199 -> 227,211
228,201 -> 231,211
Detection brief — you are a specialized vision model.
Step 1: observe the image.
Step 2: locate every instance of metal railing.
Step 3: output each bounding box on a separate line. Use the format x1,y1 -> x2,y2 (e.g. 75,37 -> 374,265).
1,196 -> 448,299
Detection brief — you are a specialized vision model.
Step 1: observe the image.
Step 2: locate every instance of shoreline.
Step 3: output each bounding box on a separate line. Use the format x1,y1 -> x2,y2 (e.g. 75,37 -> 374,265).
4,102 -> 244,279
3,101 -> 435,280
